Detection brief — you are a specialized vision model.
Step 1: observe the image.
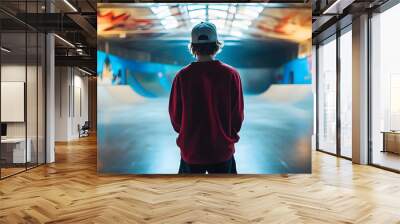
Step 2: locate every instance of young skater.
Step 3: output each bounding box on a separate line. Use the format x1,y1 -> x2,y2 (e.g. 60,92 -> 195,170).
169,22 -> 244,174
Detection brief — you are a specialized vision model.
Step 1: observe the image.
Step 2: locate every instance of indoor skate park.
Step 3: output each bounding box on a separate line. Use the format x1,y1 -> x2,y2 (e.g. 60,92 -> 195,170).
97,3 -> 313,174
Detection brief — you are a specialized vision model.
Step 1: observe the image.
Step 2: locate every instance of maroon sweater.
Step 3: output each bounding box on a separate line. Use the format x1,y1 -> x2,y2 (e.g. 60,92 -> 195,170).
169,60 -> 244,164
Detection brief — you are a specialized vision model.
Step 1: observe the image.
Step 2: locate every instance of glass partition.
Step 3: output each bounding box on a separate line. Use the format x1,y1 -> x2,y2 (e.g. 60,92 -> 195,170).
339,28 -> 352,158
371,3 -> 400,171
38,32 -> 46,165
27,31 -> 38,169
1,30 -> 28,177
317,36 -> 337,154
312,45 -> 317,151
0,1 -> 46,179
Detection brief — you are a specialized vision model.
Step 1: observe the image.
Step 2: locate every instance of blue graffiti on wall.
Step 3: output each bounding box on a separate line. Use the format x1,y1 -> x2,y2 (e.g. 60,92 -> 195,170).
281,57 -> 311,84
98,51 -> 181,98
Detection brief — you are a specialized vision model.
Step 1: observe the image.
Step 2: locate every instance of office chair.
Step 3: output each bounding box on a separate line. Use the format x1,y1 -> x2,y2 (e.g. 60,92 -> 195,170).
79,121 -> 90,138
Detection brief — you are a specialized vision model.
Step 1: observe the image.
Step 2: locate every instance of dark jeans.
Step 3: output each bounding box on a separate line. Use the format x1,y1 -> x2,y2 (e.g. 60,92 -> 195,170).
178,156 -> 237,174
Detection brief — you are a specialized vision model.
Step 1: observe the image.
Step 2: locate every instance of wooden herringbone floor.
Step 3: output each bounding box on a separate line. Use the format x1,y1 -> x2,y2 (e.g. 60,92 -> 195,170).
1,135 -> 400,224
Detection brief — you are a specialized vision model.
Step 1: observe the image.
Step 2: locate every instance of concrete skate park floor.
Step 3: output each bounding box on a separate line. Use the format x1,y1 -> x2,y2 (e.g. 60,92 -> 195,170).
98,86 -> 312,174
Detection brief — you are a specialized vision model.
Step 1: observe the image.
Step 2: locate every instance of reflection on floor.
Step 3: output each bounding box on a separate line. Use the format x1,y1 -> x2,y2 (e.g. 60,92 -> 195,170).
0,163 -> 43,179
373,151 -> 400,171
98,93 -> 313,174
0,167 -> 25,178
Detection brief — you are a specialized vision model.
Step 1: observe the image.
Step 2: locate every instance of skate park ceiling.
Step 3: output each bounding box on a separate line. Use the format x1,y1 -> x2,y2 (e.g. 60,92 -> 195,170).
97,3 -> 312,43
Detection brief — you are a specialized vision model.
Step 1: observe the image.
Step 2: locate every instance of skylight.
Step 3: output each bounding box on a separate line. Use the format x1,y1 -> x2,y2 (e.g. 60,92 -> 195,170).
150,6 -> 170,15
208,4 -> 230,11
187,4 -> 205,11
149,3 -> 265,37
232,20 -> 252,29
161,16 -> 179,29
209,19 -> 227,31
188,10 -> 206,19
208,10 -> 228,19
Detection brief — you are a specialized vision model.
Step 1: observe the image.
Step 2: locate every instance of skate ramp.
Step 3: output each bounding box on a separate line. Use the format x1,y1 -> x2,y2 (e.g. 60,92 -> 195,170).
98,85 -> 146,108
98,83 -> 313,174
258,84 -> 312,104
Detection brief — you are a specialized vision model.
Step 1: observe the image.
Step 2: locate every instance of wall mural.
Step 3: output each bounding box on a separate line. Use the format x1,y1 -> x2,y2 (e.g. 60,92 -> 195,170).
97,3 -> 313,174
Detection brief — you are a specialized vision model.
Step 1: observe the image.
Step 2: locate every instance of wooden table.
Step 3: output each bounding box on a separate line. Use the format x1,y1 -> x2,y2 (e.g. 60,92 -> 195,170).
381,131 -> 400,154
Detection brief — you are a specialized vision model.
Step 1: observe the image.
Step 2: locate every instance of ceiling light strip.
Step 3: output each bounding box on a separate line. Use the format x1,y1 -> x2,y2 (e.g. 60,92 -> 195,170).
78,67 -> 93,76
54,34 -> 75,48
1,47 -> 11,53
63,0 -> 78,12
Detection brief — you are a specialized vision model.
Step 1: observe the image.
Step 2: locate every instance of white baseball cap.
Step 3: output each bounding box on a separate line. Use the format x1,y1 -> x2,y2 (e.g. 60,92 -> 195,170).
191,22 -> 218,44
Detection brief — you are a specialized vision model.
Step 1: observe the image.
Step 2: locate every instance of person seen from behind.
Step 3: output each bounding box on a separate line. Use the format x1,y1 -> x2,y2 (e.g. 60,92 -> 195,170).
169,22 -> 244,174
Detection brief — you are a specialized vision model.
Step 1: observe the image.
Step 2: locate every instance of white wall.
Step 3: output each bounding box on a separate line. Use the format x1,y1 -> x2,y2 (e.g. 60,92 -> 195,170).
1,65 -> 26,131
1,65 -> 39,138
55,67 -> 89,141
71,73 -> 89,138
55,66 -> 69,141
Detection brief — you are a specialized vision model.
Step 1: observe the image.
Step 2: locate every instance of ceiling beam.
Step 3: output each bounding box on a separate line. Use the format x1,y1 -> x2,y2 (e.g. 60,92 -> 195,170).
67,13 -> 97,38
55,55 -> 96,71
